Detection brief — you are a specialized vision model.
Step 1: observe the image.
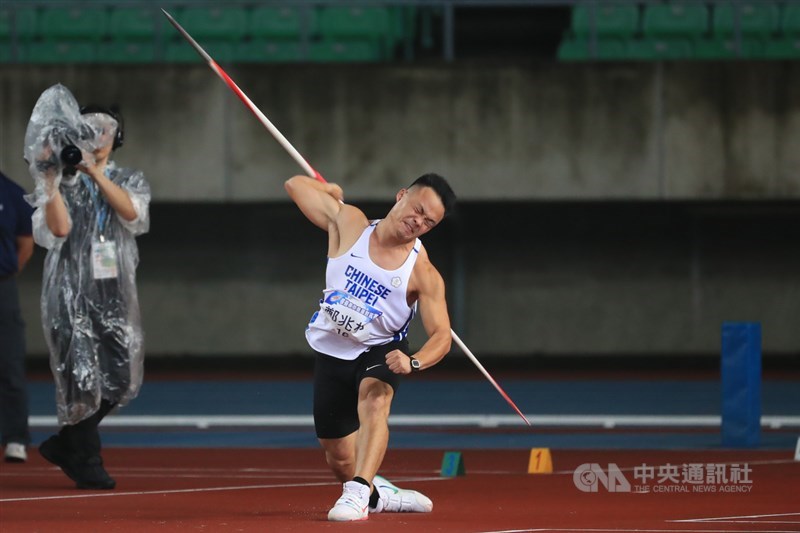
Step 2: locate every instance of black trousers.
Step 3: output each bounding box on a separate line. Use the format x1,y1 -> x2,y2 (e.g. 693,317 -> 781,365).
313,339 -> 408,439
49,279 -> 132,409
59,399 -> 116,459
0,277 -> 30,446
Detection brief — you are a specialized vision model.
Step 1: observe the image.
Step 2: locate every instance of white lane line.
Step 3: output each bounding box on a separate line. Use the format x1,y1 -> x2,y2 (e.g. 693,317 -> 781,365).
670,512 -> 800,523
27,414 -> 800,429
0,480 -> 337,503
5,459 -> 794,480
2,472 -> 334,480
475,529 -> 800,533
698,522 -> 800,525
0,476 -> 446,503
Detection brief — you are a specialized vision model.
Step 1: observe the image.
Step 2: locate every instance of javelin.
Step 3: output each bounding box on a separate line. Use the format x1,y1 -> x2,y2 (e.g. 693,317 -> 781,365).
160,9 -> 323,182
162,9 -> 531,427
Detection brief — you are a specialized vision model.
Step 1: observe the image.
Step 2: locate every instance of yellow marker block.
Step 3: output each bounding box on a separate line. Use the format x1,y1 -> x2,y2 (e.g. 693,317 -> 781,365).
527,448 -> 553,474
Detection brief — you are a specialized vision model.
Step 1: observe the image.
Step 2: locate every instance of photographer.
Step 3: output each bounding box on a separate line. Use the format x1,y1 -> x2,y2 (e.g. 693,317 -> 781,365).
25,85 -> 150,490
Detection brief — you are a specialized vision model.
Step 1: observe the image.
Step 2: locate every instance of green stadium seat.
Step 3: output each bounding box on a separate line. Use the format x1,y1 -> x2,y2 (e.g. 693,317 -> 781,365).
27,41 -> 96,63
627,38 -> 693,60
177,7 -> 247,40
0,10 -> 10,40
166,40 -> 234,63
713,3 -> 780,37
98,42 -> 156,63
571,4 -> 639,38
391,7 -> 417,42
249,7 -> 317,40
318,7 -> 397,58
0,8 -> 39,42
318,7 -> 392,41
557,38 -> 627,61
308,41 -> 382,62
0,41 -> 27,62
419,7 -> 437,50
109,7 -> 160,41
694,38 -> 763,59
235,41 -> 304,62
783,5 -> 800,36
39,7 -> 108,41
643,3 -> 709,38
763,38 -> 800,59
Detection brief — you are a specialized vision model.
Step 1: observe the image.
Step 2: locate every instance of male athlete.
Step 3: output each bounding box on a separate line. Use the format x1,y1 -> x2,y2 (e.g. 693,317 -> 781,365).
285,172 -> 456,521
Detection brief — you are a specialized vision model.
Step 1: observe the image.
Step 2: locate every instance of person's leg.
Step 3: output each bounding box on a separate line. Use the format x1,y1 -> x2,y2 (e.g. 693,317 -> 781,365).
39,306 -> 81,482
53,286 -> 130,488
55,399 -> 117,490
38,399 -> 117,489
318,433 -> 357,482
60,399 -> 116,459
316,377 -> 393,484
313,351 -> 373,521
351,341 -> 433,514
350,339 -> 405,482
326,341 -> 404,520
49,293 -> 95,416
352,377 -> 393,482
0,278 -> 30,460
94,281 -> 131,397
313,352 -> 360,477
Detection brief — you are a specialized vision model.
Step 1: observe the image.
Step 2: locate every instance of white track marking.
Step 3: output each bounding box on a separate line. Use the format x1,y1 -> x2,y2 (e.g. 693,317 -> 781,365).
697,521 -> 800,525
26,414 -> 800,429
1,472 -> 333,480
0,480 -> 336,503
405,458 -> 799,477
671,512 -> 800,523
476,529 -> 800,533
0,476 -> 445,503
4,458 -> 795,481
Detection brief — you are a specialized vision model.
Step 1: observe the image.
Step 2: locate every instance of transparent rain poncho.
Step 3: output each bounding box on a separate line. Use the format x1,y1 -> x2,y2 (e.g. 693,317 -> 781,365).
24,84 -> 151,425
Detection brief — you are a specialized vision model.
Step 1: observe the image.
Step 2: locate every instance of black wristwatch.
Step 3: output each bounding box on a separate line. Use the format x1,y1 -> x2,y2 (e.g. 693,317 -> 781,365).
409,356 -> 421,372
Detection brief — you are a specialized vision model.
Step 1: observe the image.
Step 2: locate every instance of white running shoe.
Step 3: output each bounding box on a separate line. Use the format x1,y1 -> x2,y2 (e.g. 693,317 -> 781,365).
328,480 -> 371,522
371,475 -> 433,513
4,442 -> 27,463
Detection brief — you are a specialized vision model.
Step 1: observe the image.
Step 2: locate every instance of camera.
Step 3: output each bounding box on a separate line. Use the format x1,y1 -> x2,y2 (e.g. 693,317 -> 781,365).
34,119 -> 96,177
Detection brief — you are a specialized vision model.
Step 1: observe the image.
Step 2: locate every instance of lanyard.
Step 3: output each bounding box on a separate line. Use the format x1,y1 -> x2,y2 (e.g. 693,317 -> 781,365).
80,172 -> 111,241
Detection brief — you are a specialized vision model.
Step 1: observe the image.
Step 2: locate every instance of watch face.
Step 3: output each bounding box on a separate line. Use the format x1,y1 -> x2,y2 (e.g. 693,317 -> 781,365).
411,358 -> 421,369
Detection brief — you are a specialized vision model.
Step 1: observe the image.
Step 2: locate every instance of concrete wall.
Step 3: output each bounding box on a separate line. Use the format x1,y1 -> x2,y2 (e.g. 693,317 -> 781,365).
3,61 -> 799,358
13,201 -> 800,358
2,62 -> 798,201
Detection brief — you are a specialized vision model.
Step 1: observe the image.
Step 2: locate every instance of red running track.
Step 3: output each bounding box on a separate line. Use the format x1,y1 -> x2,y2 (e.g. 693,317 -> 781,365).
1,448 -> 798,532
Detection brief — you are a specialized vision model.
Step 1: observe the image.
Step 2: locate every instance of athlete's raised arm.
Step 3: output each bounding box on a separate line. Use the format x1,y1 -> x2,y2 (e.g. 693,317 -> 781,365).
284,174 -> 344,232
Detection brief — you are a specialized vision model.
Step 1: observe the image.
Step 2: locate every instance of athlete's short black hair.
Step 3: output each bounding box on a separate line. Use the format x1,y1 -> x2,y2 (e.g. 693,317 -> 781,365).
408,173 -> 456,217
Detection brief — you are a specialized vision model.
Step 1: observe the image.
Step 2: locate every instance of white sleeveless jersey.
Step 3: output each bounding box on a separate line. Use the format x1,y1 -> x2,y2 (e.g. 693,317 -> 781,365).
306,221 -> 420,360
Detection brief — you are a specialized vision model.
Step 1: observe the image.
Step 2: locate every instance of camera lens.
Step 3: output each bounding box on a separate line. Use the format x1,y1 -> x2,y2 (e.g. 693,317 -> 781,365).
60,144 -> 82,166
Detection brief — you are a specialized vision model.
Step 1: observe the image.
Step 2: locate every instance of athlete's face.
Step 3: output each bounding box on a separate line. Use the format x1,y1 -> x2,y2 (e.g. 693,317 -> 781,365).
389,186 -> 445,240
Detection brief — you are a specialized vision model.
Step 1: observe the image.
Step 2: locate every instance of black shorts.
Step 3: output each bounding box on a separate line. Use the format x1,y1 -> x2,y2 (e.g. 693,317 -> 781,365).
313,339 -> 408,439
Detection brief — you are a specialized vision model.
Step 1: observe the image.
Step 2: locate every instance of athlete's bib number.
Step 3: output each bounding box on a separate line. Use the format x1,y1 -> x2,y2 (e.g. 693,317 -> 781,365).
320,290 -> 382,342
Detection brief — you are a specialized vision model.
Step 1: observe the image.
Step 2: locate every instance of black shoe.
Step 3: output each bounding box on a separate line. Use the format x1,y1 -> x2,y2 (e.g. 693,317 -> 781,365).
38,435 -> 80,483
72,455 -> 116,490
